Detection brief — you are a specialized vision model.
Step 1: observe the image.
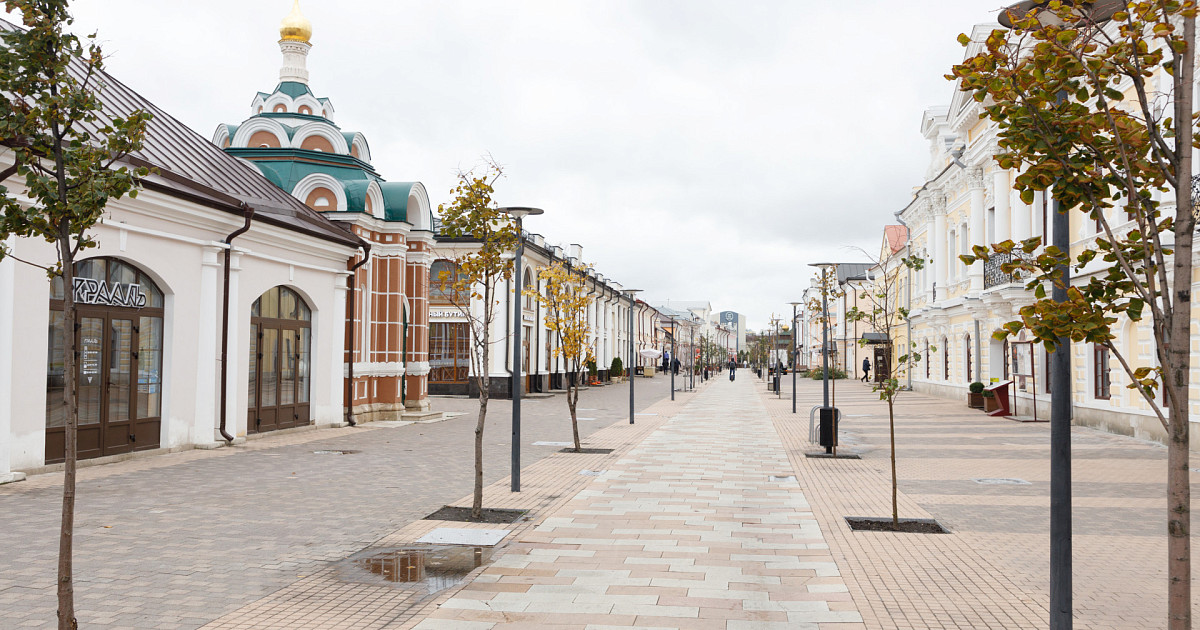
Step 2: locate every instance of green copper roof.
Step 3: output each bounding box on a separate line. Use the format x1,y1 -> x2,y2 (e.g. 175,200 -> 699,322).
275,81 -> 312,99
379,182 -> 416,222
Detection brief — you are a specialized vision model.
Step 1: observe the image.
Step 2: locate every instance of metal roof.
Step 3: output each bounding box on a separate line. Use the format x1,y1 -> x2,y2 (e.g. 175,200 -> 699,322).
0,18 -> 361,249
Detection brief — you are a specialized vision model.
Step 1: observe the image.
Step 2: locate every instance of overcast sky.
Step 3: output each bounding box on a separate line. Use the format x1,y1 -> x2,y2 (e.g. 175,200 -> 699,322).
49,0 -> 1009,332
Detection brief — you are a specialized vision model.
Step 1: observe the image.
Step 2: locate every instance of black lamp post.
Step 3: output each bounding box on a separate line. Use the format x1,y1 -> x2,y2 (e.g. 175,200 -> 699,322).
997,4 -> 1118,628
790,301 -> 803,413
625,289 -> 641,424
499,206 -> 543,493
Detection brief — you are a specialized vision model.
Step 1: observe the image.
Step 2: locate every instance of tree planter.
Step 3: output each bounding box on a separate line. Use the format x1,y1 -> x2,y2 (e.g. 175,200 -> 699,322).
983,395 -> 1000,413
967,392 -> 984,409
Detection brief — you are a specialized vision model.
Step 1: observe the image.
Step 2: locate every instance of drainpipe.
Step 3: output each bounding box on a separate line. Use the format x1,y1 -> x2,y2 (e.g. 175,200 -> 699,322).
219,203 -> 255,443
345,242 -> 373,426
401,302 -> 408,405
894,210 -> 913,391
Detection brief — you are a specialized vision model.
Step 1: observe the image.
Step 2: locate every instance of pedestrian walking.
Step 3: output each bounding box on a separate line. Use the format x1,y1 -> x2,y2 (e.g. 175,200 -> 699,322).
672,357 -> 680,375
727,358 -> 736,382
862,357 -> 871,382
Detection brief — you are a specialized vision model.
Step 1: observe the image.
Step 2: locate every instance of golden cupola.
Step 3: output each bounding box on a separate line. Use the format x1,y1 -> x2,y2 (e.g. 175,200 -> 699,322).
279,0 -> 312,44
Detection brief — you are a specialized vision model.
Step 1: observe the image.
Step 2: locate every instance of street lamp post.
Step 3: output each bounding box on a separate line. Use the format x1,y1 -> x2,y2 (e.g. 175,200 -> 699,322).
790,302 -> 803,413
625,289 -> 642,424
996,5 -> 1119,628
499,206 -> 543,493
770,316 -> 781,398
668,315 -> 677,401
810,263 -> 835,453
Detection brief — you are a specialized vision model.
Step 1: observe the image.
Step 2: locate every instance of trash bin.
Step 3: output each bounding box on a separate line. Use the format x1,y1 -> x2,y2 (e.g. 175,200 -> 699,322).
819,406 -> 838,453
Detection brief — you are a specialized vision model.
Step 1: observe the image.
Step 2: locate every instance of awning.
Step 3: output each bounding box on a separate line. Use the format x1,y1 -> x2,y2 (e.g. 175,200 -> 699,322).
639,348 -> 663,360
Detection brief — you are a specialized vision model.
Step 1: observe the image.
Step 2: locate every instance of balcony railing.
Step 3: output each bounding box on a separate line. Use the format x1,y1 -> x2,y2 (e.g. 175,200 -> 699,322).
984,250 -> 1034,289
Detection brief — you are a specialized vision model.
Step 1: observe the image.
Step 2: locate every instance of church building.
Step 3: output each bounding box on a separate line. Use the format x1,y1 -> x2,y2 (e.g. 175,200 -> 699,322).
213,1 -> 435,421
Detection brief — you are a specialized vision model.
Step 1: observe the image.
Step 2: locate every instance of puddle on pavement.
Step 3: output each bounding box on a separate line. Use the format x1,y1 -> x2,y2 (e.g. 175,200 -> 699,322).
340,545 -> 492,593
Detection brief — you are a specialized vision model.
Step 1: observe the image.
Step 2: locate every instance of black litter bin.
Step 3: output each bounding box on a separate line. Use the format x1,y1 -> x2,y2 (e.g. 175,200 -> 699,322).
819,406 -> 838,453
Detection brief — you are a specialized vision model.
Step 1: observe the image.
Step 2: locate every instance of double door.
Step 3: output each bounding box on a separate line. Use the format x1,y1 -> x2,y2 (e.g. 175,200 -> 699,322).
248,321 -> 310,433
46,310 -> 161,462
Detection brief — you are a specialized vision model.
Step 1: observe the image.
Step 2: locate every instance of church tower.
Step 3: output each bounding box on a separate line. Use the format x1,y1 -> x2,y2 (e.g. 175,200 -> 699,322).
213,1 -> 437,425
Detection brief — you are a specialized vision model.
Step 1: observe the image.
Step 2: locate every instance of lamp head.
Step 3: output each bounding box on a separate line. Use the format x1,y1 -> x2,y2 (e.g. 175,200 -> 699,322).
498,206 -> 544,219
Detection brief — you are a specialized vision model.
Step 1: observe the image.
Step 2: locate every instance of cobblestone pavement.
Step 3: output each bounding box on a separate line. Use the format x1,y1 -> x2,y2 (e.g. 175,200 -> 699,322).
0,376 -> 671,629
761,373 -> 1198,629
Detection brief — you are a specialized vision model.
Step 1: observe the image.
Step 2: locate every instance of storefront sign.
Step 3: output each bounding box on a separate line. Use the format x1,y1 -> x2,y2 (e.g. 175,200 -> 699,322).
430,309 -> 467,320
73,277 -> 147,308
522,313 -> 535,323
81,335 -> 101,384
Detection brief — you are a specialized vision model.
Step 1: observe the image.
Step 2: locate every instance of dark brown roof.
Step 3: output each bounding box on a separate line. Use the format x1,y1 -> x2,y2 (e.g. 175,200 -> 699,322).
0,18 -> 361,249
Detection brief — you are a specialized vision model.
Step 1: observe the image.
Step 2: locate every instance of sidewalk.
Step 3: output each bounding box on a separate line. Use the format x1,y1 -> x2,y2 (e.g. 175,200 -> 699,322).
760,374 -> 1197,629
409,375 -> 862,629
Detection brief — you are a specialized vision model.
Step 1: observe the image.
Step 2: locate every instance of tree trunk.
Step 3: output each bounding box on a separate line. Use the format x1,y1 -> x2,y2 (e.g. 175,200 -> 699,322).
1166,16 -> 1194,629
56,227 -> 77,630
473,345 -> 489,521
568,380 -> 580,452
888,396 -> 898,530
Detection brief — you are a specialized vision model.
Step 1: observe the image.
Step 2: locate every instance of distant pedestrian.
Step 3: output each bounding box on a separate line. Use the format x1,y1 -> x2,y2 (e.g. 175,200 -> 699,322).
672,357 -> 680,375
862,357 -> 871,382
727,359 -> 736,382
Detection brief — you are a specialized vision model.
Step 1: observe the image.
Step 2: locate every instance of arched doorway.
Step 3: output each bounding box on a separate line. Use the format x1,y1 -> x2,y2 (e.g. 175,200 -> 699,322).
248,286 -> 312,433
46,257 -> 165,463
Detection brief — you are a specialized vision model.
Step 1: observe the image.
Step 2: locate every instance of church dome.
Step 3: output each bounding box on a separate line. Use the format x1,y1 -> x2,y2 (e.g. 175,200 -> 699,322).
279,0 -> 312,44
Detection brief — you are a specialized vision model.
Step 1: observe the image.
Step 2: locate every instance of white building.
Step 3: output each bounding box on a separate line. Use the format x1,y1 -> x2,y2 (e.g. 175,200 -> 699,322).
0,28 -> 361,481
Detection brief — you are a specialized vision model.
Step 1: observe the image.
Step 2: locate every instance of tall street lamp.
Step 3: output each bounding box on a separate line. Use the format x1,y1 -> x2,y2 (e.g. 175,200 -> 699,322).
769,315 -> 781,398
790,301 -> 803,413
625,289 -> 642,424
499,206 -> 543,493
810,262 -> 836,453
667,315 -> 677,401
998,4 -> 1119,628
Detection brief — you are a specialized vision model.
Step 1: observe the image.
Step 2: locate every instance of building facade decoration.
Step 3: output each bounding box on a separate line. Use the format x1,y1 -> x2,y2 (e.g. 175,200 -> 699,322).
213,1 -> 435,421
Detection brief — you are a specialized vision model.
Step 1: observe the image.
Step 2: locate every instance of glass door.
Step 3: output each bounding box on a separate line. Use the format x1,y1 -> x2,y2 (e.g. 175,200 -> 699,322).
104,318 -> 136,455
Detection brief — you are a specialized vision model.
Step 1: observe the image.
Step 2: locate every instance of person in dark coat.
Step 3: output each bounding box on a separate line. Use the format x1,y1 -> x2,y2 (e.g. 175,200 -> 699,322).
672,357 -> 681,375
862,357 -> 871,382
727,358 -> 736,381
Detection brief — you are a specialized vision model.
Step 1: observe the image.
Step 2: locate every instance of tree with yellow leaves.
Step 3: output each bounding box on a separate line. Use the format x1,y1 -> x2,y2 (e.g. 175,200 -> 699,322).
535,260 -> 595,452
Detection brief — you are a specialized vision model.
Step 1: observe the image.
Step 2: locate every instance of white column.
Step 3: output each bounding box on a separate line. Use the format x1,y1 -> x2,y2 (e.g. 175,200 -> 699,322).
1012,186 -> 1032,242
196,245 -> 222,443
332,271 -> 350,422
994,169 -> 1012,243
969,169 -> 986,292
0,238 -> 21,483
926,193 -> 945,301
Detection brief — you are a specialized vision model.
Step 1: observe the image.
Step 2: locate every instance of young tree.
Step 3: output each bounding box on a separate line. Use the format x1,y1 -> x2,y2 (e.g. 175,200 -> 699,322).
846,249 -> 927,529
435,162 -> 518,520
0,3 -> 151,627
535,261 -> 595,452
952,4 -> 1195,625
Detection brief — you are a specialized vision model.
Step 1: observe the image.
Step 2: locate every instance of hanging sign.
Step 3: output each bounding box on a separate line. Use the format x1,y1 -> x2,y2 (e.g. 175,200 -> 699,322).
73,278 -> 147,308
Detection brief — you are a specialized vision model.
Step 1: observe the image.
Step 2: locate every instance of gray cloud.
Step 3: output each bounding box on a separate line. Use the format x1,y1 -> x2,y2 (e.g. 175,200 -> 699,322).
46,0 -> 1006,331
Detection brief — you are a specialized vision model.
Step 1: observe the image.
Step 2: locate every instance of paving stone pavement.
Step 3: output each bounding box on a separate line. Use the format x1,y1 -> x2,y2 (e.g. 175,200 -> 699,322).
761,373 -> 1200,629
410,373 -> 862,629
0,377 -> 671,629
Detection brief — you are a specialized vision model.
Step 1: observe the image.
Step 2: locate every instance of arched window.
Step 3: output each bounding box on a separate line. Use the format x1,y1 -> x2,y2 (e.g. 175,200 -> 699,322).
523,268 -> 534,311
430,260 -> 468,305
248,286 -> 312,433
304,187 -> 336,210
942,337 -> 949,380
47,257 -> 165,463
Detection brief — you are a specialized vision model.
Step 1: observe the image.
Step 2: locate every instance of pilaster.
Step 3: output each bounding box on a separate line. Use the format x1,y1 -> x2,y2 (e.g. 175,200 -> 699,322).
197,245 -> 223,443
969,168 -> 987,292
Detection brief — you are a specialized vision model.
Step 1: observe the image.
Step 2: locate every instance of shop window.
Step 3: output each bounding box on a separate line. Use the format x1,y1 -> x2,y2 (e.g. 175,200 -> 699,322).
430,322 -> 469,383
248,286 -> 312,434
46,257 -> 165,463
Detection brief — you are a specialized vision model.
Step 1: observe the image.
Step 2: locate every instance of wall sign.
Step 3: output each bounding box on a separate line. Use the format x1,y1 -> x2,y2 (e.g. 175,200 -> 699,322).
73,278 -> 147,308
430,309 -> 468,320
